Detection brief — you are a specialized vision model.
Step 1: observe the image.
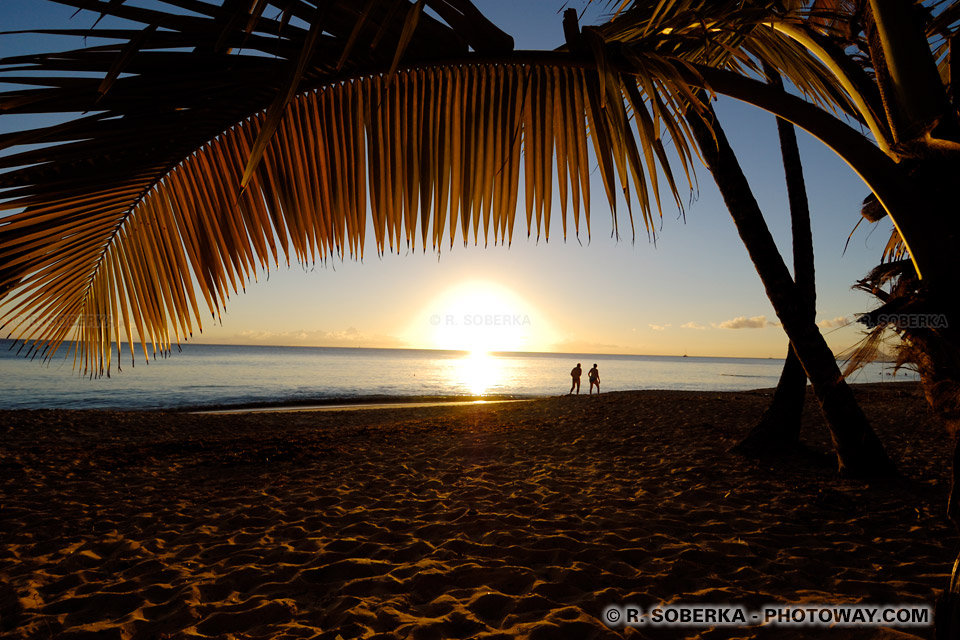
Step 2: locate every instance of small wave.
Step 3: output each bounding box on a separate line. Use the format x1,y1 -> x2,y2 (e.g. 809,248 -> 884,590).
719,374 -> 773,378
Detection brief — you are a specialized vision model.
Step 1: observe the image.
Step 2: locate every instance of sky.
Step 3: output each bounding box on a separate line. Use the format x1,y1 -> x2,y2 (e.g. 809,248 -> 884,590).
0,0 -> 898,359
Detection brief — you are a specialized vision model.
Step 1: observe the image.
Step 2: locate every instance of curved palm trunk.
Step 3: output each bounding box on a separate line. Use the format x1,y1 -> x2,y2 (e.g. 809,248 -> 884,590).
736,68 -> 816,454
688,96 -> 896,477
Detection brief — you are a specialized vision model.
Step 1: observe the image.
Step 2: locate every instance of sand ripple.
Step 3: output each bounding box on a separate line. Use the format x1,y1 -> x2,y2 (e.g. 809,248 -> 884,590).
0,384 -> 953,638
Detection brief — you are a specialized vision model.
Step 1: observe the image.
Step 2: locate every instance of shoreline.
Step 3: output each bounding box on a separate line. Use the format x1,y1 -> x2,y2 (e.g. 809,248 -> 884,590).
1,381 -> 952,639
178,393 -> 536,414
193,397 -> 534,414
6,379 -> 918,414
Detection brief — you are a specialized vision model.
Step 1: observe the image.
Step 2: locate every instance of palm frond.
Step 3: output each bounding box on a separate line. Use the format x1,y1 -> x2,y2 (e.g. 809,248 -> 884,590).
843,258 -> 929,378
928,1 -> 960,103
881,227 -> 909,263
598,0 -> 890,146
839,323 -> 890,378
0,0 -> 512,374
2,59 -> 686,376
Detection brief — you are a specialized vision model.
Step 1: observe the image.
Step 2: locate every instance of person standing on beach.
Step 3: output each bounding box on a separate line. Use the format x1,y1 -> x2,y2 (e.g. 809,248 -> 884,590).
588,364 -> 600,394
570,363 -> 582,395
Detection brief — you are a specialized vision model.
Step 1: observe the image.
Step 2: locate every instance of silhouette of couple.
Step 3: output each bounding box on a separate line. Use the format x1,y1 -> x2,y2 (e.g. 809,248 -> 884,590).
569,362 -> 600,395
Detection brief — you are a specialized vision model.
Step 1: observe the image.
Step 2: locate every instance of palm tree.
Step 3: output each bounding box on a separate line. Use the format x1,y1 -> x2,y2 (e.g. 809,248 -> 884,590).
599,5 -> 960,453
683,92 -> 894,475
597,0 -> 960,537
734,65 -> 815,455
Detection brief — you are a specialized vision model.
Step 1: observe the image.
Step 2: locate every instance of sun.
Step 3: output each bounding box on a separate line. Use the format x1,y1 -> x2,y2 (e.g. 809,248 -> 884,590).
419,280 -> 543,353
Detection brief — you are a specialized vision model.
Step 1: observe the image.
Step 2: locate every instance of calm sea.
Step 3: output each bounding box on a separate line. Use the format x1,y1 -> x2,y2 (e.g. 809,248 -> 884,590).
0,340 -> 915,410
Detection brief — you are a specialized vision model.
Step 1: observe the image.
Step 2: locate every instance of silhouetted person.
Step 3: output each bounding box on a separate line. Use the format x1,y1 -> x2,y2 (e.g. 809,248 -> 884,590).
588,364 -> 600,394
569,363 -> 582,395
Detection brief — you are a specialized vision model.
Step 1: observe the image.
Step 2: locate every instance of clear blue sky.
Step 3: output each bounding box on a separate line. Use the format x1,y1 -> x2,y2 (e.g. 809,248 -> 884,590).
0,0 -> 894,358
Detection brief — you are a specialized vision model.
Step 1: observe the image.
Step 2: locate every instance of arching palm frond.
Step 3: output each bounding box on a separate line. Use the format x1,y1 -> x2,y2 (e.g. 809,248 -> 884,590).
0,0 -> 489,374
599,1 -> 879,132
5,67 -> 591,375
2,1 -> 693,377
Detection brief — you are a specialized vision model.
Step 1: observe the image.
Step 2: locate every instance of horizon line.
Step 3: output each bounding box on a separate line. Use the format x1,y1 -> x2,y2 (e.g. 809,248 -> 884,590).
0,338 -> 898,362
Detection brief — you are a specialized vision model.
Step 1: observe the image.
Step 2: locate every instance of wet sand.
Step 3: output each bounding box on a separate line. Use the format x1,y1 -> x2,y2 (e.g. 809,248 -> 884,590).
196,399 -> 529,415
0,383 -> 954,639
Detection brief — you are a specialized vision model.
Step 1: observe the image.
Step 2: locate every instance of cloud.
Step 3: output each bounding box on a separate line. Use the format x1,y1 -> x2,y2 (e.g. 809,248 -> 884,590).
817,316 -> 852,329
649,323 -> 671,331
681,321 -> 708,330
217,327 -> 404,348
717,315 -> 771,329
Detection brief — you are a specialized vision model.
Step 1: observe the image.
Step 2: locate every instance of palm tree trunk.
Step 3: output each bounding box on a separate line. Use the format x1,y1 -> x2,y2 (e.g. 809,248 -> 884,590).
687,96 -> 896,477
737,346 -> 807,452
866,0 -> 952,142
902,326 -> 960,639
736,66 -> 815,454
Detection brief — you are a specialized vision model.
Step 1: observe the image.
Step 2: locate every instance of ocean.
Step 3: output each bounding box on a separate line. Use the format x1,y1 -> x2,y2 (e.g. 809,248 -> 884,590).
0,340 -> 916,410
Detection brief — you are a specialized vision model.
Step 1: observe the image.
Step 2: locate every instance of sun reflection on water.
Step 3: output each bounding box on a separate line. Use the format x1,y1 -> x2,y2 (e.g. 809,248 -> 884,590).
455,350 -> 500,396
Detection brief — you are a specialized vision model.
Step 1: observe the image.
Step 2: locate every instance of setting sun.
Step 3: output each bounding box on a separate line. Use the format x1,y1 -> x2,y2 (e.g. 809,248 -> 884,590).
416,281 -> 551,353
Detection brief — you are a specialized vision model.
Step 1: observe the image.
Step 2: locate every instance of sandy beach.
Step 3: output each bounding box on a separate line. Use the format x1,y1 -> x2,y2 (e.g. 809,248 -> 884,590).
0,382 -> 954,639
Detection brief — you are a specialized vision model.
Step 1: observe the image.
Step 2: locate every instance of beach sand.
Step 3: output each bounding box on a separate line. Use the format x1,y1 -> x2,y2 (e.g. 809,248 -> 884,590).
0,383 -> 954,639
